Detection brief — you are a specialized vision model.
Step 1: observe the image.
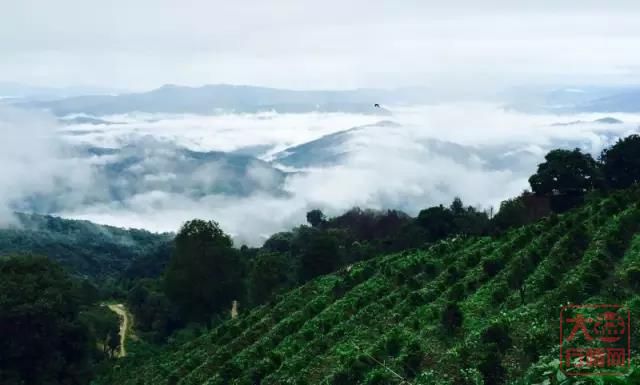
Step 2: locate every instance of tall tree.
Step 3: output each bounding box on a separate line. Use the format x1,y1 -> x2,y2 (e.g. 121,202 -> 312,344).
247,252 -> 292,306
491,192 -> 551,232
449,198 -> 490,236
306,209 -> 326,228
164,220 -> 243,325
528,148 -> 600,212
601,134 -> 640,189
416,205 -> 457,241
449,197 -> 465,215
0,256 -> 91,385
79,306 -> 121,359
296,228 -> 341,281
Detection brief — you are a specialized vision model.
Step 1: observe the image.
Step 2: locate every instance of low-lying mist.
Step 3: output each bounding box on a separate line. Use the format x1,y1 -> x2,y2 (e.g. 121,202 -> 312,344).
2,104 -> 638,245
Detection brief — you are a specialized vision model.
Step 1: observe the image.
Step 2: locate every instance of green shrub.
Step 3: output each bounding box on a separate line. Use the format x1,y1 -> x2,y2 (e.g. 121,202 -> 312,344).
481,323 -> 512,354
445,266 -> 462,285
363,368 -> 394,385
383,330 -> 405,357
490,282 -> 509,305
626,266 -> 640,290
482,258 -> 504,278
441,302 -> 464,335
448,282 -> 466,301
477,347 -> 506,385
402,340 -> 425,378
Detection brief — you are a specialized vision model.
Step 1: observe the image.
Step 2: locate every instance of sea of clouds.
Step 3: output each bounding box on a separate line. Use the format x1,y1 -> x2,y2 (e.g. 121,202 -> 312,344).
2,104 -> 638,245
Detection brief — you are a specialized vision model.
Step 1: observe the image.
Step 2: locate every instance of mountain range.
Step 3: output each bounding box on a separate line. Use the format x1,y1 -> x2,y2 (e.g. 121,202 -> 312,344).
11,138 -> 287,215
505,85 -> 640,113
14,84 -> 435,116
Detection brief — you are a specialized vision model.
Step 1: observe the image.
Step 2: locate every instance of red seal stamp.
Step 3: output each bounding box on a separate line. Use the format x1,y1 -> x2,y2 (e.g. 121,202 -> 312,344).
560,304 -> 630,376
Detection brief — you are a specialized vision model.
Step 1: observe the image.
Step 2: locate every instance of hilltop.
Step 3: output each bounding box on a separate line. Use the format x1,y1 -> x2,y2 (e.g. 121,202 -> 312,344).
0,212 -> 172,278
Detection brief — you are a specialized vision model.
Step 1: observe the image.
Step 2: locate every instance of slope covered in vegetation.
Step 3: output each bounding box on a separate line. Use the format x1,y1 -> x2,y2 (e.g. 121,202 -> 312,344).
0,213 -> 172,278
0,256 -> 123,385
96,188 -> 640,385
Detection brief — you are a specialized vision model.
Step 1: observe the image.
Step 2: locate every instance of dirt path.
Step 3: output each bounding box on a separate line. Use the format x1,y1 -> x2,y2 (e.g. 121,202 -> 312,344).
107,303 -> 129,357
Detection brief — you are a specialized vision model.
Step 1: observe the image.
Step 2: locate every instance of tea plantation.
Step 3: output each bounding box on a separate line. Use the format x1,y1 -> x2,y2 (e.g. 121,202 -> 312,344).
96,189 -> 640,385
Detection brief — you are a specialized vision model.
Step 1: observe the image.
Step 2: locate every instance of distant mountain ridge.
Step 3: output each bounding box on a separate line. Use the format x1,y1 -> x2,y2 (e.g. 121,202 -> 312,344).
10,139 -> 288,215
272,120 -> 400,167
574,89 -> 640,112
90,140 -> 287,199
271,120 -> 542,173
18,84 -> 431,116
59,116 -> 123,125
550,116 -> 624,126
504,85 -> 640,113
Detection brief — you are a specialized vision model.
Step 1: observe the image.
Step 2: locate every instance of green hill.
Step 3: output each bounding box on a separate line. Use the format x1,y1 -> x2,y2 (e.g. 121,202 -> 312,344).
96,189 -> 640,385
0,213 -> 172,278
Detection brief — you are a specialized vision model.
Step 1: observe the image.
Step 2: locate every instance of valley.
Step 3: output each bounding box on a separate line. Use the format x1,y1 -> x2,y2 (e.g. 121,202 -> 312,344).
5,2 -> 640,384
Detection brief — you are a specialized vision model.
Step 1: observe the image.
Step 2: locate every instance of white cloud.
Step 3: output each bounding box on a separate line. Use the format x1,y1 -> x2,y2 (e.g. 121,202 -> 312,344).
52,105 -> 639,245
0,107 -> 94,224
60,111 -> 381,156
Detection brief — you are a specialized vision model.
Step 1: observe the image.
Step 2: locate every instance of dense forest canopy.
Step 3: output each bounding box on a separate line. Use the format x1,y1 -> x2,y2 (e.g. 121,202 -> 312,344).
0,256 -> 120,385
0,212 -> 172,278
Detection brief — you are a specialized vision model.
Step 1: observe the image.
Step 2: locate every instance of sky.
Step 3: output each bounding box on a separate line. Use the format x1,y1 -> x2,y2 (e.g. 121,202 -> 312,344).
4,0 -> 640,91
3,1 -> 640,244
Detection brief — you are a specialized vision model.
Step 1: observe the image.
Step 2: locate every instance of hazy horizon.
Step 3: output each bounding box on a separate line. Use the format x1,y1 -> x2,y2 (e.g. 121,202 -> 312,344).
2,101 -> 635,245
5,1 -> 640,92
4,1 -> 640,245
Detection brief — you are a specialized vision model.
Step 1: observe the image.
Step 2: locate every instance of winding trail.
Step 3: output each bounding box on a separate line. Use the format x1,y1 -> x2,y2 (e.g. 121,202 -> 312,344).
107,303 -> 129,357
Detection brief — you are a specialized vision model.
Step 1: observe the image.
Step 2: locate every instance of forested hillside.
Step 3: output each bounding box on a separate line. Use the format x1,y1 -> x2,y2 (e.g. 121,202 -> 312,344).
0,213 -> 172,278
0,256 -> 123,385
95,188 -> 640,385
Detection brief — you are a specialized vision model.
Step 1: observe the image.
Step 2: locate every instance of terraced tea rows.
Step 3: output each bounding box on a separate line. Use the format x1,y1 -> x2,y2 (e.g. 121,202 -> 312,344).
97,190 -> 640,385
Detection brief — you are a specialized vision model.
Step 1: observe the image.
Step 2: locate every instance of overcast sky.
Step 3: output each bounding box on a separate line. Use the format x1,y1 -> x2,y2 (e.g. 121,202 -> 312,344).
4,0 -> 640,91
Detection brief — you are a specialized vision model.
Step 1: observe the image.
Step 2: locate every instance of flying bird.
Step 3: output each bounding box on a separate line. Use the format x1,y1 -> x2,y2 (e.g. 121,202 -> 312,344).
374,103 -> 380,108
